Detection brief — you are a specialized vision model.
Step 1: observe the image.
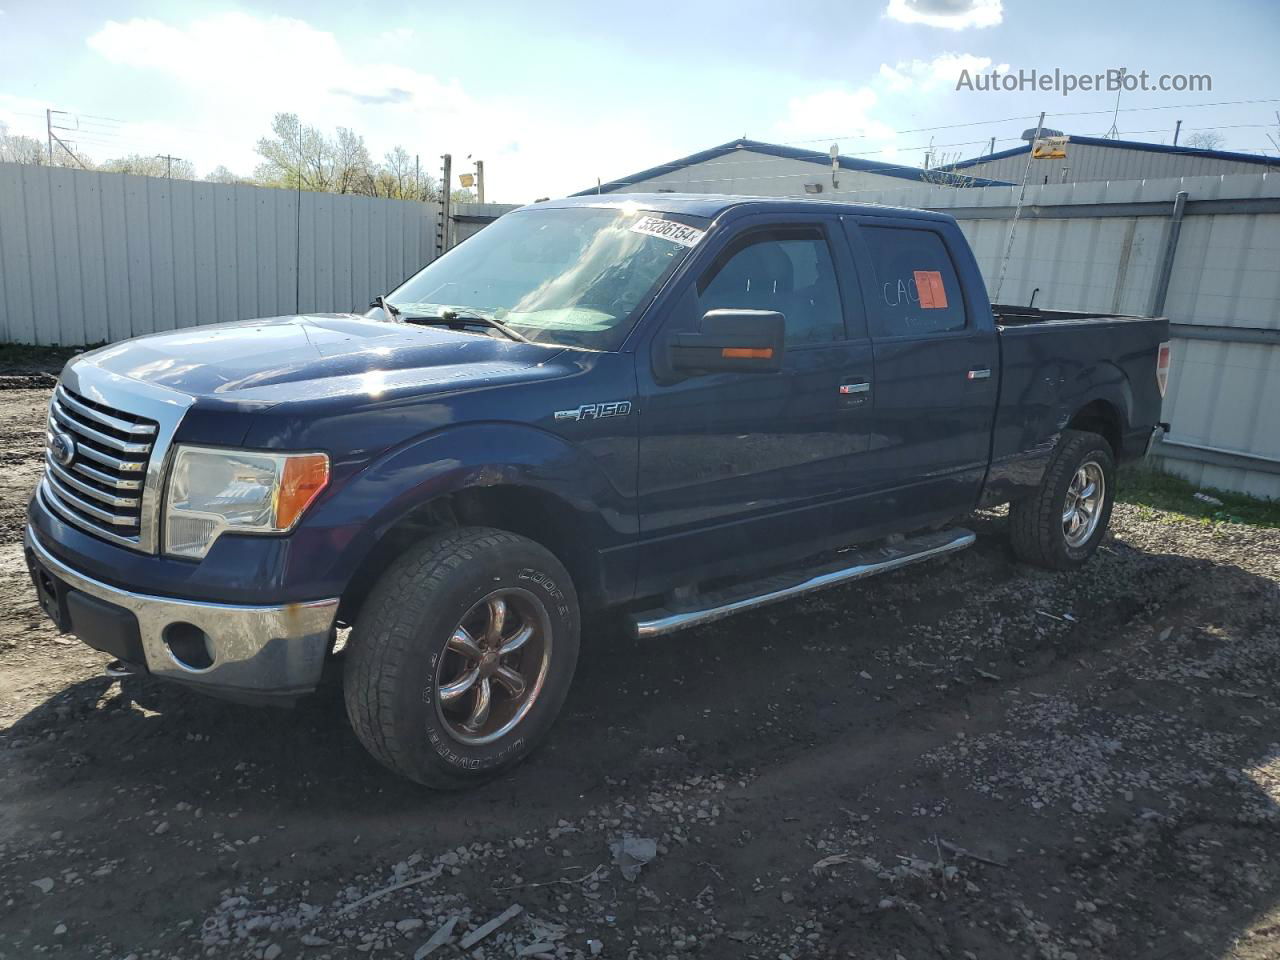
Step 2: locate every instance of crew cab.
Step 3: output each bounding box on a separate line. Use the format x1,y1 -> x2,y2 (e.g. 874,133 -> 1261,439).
25,195 -> 1170,787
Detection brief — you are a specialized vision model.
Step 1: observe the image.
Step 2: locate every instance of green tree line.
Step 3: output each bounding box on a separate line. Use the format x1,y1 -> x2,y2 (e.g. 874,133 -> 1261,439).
0,113 -> 475,202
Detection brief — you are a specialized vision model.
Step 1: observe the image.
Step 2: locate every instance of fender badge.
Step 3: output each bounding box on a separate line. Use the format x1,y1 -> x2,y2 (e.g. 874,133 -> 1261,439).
554,401 -> 632,422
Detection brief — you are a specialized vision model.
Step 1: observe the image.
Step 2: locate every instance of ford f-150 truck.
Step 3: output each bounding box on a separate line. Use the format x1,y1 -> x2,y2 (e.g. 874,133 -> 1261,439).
25,194 -> 1170,787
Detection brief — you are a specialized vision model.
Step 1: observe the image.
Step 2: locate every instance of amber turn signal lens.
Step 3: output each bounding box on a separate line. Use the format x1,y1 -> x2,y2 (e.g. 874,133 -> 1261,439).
721,347 -> 773,359
275,453 -> 330,529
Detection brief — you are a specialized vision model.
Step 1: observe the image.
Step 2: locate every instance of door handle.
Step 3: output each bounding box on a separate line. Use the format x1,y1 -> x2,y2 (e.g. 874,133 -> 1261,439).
839,382 -> 871,395
966,368 -> 992,381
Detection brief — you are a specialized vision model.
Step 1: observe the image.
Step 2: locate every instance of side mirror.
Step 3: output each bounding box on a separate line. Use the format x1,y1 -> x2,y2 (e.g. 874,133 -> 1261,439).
669,309 -> 785,374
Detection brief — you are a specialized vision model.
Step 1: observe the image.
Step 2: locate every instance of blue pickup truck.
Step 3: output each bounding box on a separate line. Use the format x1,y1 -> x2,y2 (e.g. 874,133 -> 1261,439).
26,194 -> 1169,787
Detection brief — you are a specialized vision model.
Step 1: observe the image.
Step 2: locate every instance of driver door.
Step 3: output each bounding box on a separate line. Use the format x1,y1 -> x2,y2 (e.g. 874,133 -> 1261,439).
633,213 -> 878,595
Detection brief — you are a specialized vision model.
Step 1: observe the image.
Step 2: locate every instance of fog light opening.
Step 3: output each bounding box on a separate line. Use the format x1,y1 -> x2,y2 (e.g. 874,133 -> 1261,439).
163,622 -> 215,671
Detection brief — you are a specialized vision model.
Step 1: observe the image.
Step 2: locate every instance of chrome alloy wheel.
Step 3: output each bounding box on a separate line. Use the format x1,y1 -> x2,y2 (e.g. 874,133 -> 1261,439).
1063,460 -> 1106,548
434,588 -> 552,746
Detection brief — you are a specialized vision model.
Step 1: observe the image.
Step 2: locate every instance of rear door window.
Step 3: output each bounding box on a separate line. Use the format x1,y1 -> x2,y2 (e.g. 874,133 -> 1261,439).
862,226 -> 966,337
697,227 -> 845,346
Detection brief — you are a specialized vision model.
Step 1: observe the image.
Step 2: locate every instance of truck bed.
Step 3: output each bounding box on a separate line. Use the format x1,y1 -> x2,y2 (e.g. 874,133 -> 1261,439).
982,304 -> 1169,507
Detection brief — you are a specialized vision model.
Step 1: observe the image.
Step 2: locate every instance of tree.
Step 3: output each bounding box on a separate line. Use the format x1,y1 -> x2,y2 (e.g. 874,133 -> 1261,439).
0,123 -> 47,164
204,165 -> 250,184
0,122 -> 92,167
256,113 -> 331,191
332,127 -> 372,195
1183,131 -> 1225,151
364,146 -> 440,200
254,113 -> 450,201
255,113 -> 375,194
100,154 -> 196,179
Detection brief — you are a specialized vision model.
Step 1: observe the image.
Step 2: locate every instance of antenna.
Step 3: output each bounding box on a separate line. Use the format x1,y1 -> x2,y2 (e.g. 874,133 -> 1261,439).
1106,79 -> 1123,139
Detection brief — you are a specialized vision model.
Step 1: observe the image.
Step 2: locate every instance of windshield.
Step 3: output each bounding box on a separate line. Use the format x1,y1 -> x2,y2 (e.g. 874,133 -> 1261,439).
384,206 -> 710,351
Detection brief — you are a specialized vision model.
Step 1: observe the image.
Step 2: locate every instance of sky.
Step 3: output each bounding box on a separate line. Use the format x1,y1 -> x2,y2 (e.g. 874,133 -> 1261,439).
0,0 -> 1277,201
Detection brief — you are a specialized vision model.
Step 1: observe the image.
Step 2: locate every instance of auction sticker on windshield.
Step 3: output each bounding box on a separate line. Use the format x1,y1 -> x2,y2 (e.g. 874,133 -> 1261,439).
629,215 -> 705,247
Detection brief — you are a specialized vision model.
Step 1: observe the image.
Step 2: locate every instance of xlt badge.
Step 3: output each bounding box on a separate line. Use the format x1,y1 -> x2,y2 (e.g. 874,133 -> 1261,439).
554,401 -> 632,422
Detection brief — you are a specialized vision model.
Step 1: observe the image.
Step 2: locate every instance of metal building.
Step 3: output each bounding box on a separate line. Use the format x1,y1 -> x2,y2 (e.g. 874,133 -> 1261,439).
942,134 -> 1280,186
576,138 -> 1013,198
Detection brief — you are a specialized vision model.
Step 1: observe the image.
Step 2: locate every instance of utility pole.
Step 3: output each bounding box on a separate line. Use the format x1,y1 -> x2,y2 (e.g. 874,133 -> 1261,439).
414,154 -> 420,200
1173,120 -> 1182,146
988,136 -> 996,156
154,154 -> 185,178
44,109 -> 87,169
439,153 -> 452,256
475,159 -> 484,204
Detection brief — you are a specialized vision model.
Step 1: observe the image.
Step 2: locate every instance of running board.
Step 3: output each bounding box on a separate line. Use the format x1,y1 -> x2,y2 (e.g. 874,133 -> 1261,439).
629,528 -> 976,638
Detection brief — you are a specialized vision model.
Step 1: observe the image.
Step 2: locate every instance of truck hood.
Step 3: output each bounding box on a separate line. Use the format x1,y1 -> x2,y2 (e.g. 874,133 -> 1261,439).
72,314 -> 565,403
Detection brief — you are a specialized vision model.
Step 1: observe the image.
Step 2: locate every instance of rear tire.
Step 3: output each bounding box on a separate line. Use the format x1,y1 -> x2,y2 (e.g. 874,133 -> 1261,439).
1009,429 -> 1116,570
344,527 -> 579,789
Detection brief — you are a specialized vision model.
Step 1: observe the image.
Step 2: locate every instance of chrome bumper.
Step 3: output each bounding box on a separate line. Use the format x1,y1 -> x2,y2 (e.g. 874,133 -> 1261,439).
25,526 -> 339,697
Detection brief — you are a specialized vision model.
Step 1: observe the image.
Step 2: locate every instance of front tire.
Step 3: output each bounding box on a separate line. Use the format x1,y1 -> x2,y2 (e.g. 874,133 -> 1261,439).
344,527 -> 580,789
1009,429 -> 1116,570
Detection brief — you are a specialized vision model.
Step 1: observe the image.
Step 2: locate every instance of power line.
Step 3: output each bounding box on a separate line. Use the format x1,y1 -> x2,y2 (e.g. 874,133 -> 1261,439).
774,97 -> 1280,148
589,118 -> 1277,187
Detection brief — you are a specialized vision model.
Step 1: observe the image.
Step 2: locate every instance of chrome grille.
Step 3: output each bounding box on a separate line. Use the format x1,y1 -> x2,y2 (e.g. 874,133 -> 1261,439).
43,385 -> 157,548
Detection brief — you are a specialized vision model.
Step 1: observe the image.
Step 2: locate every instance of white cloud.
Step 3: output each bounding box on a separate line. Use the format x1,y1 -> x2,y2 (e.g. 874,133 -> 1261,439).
774,87 -> 895,143
771,53 -> 1007,167
879,53 -> 1008,92
82,12 -> 670,200
884,0 -> 1003,30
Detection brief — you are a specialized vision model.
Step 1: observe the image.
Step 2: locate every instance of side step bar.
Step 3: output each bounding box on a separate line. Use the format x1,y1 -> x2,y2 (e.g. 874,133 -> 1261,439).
629,527 -> 976,638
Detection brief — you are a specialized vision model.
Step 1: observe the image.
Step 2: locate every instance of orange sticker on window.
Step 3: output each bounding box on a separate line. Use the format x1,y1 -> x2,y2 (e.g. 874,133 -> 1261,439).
914,270 -> 948,309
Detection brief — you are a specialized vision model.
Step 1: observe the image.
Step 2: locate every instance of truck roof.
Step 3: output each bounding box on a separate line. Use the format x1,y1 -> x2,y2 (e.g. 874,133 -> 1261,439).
537,192 -> 957,224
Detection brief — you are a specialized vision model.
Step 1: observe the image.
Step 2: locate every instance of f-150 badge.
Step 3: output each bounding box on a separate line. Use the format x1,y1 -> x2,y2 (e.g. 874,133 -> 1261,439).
554,401 -> 632,422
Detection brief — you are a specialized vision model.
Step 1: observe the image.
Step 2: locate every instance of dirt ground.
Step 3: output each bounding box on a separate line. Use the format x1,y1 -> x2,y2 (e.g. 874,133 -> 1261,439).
1,379 -> 1278,960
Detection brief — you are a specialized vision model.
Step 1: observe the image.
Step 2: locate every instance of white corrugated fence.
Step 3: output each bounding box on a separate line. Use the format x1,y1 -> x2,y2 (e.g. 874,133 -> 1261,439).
0,163 -> 449,344
1,161 -> 1276,498
840,173 -> 1280,498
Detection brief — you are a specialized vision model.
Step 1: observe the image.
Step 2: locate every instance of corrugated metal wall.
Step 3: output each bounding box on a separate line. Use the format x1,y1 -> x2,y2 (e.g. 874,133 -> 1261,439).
842,174 -> 1280,499
0,163 -> 441,344
450,202 -> 520,246
954,143 -> 1272,185
3,161 -> 1276,498
604,150 -> 927,196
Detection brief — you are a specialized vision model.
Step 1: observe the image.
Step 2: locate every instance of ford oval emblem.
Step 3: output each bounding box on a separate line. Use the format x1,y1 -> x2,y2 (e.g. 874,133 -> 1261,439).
49,429 -> 76,467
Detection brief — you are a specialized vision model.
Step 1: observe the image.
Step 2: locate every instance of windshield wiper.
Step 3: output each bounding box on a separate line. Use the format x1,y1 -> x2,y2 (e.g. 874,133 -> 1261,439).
401,310 -> 530,344
371,295 -> 400,318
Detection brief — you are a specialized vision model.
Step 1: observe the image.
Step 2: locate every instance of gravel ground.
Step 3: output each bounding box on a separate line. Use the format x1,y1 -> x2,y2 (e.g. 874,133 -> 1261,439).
1,381 -> 1278,960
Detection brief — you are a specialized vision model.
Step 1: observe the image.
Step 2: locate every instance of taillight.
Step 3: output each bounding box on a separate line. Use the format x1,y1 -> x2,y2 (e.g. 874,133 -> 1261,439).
1156,342 -> 1171,397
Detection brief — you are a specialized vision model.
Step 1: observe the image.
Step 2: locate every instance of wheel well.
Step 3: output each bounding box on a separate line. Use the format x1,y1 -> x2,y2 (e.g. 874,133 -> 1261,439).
337,485 -> 597,627
1066,400 -> 1122,456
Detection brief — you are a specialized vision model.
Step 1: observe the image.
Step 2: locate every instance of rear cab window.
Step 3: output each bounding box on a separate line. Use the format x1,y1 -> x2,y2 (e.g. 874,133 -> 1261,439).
862,226 -> 966,338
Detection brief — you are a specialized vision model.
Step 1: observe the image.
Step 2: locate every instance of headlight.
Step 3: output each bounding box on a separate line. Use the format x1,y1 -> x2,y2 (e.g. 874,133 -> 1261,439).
164,446 -> 330,559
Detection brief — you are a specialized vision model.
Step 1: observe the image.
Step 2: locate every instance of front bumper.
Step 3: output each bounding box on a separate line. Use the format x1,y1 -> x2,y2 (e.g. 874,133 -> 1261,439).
25,525 -> 339,701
